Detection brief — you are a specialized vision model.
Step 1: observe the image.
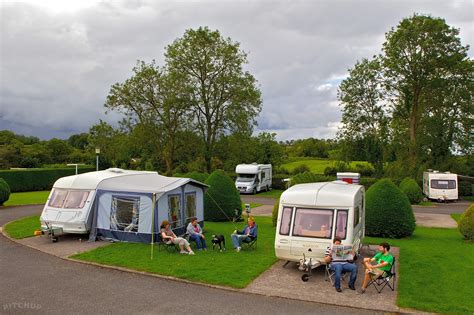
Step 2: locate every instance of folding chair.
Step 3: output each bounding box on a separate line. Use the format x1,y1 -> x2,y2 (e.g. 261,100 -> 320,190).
241,236 -> 257,250
157,234 -> 179,252
325,264 -> 348,286
368,257 -> 396,293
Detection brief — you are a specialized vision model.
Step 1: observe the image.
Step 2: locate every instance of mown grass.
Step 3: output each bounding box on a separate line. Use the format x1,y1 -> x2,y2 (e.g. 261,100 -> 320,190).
72,216 -> 277,288
281,159 -> 369,174
257,189 -> 283,199
3,215 -> 41,239
3,191 -> 50,206
450,213 -> 461,223
364,227 -> 473,314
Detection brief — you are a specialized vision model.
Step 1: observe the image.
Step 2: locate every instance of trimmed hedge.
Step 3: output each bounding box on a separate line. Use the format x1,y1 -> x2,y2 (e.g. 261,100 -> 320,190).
459,204 -> 474,240
365,179 -> 416,238
0,178 -> 11,206
204,170 -> 242,222
399,177 -> 423,204
272,197 -> 280,227
0,167 -> 95,192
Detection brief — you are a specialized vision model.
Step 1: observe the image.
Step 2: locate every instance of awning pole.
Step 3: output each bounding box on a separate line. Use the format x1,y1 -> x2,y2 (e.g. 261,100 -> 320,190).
151,193 -> 156,260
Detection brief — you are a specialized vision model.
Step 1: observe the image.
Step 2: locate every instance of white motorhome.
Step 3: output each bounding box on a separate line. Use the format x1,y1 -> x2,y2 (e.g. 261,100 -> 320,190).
40,168 -> 207,243
423,171 -> 458,201
275,181 -> 365,268
235,163 -> 272,194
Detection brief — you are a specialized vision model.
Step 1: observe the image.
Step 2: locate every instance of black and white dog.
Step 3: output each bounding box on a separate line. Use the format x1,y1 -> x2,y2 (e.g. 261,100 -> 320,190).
211,234 -> 226,251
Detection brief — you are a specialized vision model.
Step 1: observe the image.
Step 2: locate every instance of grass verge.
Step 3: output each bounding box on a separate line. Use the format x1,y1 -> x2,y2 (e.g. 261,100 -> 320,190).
450,213 -> 461,223
72,216 -> 277,288
364,227 -> 473,314
3,191 -> 50,207
3,215 -> 41,239
257,189 -> 283,199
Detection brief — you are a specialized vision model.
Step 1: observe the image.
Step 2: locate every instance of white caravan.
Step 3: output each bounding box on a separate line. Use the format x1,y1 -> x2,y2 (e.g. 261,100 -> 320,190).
423,171 -> 458,201
235,163 -> 272,194
40,168 -> 207,243
275,181 -> 365,268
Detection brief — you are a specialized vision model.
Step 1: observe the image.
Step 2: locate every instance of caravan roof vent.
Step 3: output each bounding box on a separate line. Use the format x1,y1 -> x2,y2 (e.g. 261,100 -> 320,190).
433,170 -> 439,173
444,171 -> 451,174
427,169 -> 433,172
107,168 -> 124,173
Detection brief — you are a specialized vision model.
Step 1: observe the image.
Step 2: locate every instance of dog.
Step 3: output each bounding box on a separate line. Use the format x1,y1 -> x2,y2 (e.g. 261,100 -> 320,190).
211,234 -> 226,252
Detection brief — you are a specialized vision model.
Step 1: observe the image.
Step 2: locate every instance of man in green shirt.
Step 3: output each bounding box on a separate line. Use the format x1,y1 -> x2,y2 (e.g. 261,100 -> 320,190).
358,242 -> 394,294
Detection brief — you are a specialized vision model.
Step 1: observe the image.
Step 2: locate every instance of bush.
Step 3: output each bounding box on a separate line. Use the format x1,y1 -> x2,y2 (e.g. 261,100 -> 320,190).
459,204 -> 474,240
272,198 -> 280,227
459,179 -> 473,197
292,164 -> 310,175
359,177 -> 378,190
0,178 -> 11,206
365,179 -> 416,238
182,171 -> 209,183
399,177 -> 424,204
204,170 -> 242,222
0,167 -> 95,192
290,172 -> 332,186
272,174 -> 290,190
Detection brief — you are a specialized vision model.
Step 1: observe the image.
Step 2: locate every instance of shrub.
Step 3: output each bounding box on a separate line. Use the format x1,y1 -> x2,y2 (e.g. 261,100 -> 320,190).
204,170 -> 242,221
272,174 -> 290,190
290,172 -> 332,186
365,178 -> 416,238
292,164 -> 310,175
459,204 -> 474,240
183,171 -> 209,183
272,198 -> 280,227
459,179 -> 473,197
359,177 -> 378,190
0,178 -> 11,206
399,177 -> 424,204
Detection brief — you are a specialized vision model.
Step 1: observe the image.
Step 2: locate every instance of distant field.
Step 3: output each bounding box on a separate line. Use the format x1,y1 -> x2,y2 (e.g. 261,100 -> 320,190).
281,159 -> 370,174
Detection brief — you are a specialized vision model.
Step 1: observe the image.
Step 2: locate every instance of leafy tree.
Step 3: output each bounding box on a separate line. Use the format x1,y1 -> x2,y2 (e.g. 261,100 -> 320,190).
165,27 -> 262,172
105,61 -> 193,175
68,133 -> 89,150
45,138 -> 73,164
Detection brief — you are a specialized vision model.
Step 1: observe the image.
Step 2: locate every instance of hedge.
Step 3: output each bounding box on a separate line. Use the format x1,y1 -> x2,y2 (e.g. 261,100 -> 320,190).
204,170 -> 242,221
0,167 -> 95,192
0,178 -> 11,205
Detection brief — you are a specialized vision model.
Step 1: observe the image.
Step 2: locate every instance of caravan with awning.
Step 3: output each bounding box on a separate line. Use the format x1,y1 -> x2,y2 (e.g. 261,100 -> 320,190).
40,168 -> 207,243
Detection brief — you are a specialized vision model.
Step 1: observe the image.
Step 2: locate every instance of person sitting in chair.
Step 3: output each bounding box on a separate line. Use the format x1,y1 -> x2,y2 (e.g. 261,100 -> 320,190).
358,242 -> 393,294
231,216 -> 258,252
324,237 -> 358,292
186,217 -> 207,250
160,220 -> 194,255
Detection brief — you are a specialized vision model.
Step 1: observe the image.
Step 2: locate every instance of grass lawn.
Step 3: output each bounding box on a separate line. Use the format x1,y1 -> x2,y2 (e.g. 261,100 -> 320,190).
462,196 -> 474,202
364,227 -> 473,314
72,216 -> 277,288
257,189 -> 283,199
242,202 -> 262,209
281,159 -> 369,174
3,191 -> 50,207
451,213 -> 461,223
3,215 -> 41,239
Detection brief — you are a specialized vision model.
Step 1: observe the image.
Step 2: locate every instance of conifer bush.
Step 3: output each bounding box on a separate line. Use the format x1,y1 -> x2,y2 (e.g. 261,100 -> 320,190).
366,178 -> 416,238
0,178 -> 11,206
204,170 -> 241,221
459,204 -> 474,240
399,177 -> 424,204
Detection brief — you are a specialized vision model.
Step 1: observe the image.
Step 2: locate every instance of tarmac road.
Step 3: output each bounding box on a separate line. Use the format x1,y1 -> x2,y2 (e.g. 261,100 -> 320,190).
0,205 -> 380,315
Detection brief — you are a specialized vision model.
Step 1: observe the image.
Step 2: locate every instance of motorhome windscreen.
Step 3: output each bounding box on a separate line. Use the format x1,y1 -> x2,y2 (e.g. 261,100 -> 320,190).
237,174 -> 255,182
110,196 -> 139,232
293,208 -> 333,239
431,180 -> 456,189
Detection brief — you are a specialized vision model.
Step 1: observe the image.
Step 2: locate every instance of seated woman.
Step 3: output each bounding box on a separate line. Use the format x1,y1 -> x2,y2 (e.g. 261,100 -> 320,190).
160,220 -> 194,255
230,216 -> 258,252
186,217 -> 207,250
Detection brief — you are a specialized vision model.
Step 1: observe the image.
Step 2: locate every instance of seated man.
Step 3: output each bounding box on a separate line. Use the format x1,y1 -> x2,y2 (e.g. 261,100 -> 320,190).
324,237 -> 358,292
231,216 -> 258,252
358,242 -> 394,294
186,217 -> 207,250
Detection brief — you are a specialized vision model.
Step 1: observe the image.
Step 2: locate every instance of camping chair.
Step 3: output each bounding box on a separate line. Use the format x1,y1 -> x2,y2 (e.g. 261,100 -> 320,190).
157,234 -> 179,253
325,264 -> 348,286
241,236 -> 257,250
367,257 -> 396,293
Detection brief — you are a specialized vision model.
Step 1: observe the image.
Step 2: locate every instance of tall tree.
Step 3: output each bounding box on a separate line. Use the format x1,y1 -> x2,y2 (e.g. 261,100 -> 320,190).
165,27 -> 262,172
105,61 -> 192,175
382,14 -> 472,169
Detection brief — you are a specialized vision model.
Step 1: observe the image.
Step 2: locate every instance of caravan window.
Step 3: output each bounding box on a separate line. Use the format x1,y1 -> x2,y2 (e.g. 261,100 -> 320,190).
353,206 -> 360,227
49,189 -> 68,208
431,180 -> 456,189
279,207 -> 292,235
110,196 -> 139,232
185,193 -> 196,223
64,191 -> 89,209
293,208 -> 333,239
168,195 -> 181,228
336,210 -> 348,239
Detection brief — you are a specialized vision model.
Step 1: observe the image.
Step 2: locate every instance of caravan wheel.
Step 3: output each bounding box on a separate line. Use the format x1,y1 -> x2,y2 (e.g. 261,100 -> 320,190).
301,274 -> 310,282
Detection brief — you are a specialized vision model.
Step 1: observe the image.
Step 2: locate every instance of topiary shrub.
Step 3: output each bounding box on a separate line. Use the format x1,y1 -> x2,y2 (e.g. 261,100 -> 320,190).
366,178 -> 416,238
399,177 -> 424,204
272,198 -> 280,227
0,178 -> 11,206
204,170 -> 242,221
459,204 -> 474,240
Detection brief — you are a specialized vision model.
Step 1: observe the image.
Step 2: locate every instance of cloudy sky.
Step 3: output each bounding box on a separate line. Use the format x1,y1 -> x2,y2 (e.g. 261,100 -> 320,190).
1,0 -> 473,141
